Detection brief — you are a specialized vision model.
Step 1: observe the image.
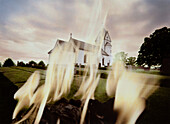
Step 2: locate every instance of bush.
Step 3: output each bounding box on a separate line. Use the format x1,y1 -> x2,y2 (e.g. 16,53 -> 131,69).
37,61 -> 46,69
3,58 -> 15,67
75,70 -> 84,75
28,60 -> 37,68
98,67 -> 107,70
80,65 -> 85,68
100,73 -> 108,79
75,63 -> 79,67
17,61 -> 26,67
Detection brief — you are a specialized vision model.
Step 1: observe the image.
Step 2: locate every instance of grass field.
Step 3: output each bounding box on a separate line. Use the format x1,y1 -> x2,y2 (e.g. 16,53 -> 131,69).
0,67 -> 46,87
0,66 -> 170,123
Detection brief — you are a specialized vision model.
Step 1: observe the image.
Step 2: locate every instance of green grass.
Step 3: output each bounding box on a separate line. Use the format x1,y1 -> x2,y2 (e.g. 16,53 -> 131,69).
13,66 -> 46,75
0,66 -> 169,100
66,76 -> 109,102
134,69 -> 161,75
0,67 -> 110,102
95,78 -> 110,102
0,67 -> 32,85
137,87 -> 170,123
0,67 -> 45,87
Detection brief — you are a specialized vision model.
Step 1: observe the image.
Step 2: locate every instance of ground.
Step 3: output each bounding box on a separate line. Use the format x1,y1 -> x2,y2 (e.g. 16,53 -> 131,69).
0,66 -> 170,123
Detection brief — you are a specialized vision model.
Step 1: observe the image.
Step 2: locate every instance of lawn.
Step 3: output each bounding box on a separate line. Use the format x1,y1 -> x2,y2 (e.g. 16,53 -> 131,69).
0,67 -> 45,87
137,87 -> 170,124
134,69 -> 161,75
0,66 -> 170,123
0,67 -> 110,102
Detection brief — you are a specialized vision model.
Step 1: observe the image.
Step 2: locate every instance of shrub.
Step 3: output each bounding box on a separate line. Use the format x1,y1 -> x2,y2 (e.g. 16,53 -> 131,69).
75,70 -> 84,75
100,73 -> 108,79
80,65 -> 85,68
37,61 -> 46,69
3,58 -> 15,67
98,67 -> 107,70
28,60 -> 37,68
17,61 -> 26,67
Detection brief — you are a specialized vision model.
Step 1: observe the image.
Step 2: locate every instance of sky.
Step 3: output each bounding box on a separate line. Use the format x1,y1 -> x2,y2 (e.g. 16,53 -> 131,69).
0,0 -> 170,64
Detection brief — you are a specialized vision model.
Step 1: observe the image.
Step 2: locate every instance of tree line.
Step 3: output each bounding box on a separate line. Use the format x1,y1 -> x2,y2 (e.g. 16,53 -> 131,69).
0,58 -> 46,69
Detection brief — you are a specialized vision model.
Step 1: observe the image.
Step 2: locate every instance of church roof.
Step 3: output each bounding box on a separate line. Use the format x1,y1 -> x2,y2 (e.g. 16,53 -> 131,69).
105,42 -> 112,46
71,38 -> 95,51
48,38 -> 109,56
101,49 -> 109,56
48,31 -> 111,56
48,40 -> 65,54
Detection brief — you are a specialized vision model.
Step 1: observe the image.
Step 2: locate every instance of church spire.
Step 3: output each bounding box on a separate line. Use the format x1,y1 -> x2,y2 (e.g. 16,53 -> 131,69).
70,33 -> 72,39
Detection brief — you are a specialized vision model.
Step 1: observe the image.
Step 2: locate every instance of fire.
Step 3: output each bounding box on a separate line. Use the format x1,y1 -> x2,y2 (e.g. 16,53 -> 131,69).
106,61 -> 125,97
12,0 -> 159,124
13,42 -> 77,124
107,62 -> 158,124
13,71 -> 40,119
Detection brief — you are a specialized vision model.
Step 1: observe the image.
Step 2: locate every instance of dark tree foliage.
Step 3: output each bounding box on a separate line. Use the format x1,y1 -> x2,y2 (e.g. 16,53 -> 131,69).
28,60 -> 37,67
38,61 -> 46,69
3,58 -> 15,67
137,27 -> 170,67
126,57 -> 136,65
17,61 -> 26,67
0,62 -> 1,67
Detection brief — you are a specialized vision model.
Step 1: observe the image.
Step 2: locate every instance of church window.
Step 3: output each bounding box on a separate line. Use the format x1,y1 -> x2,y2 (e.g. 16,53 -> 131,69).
102,58 -> 104,65
84,55 -> 86,63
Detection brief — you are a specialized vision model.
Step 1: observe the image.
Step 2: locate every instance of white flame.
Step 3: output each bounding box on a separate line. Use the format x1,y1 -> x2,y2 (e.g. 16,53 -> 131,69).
106,61 -> 158,124
13,71 -> 40,119
34,42 -> 76,124
13,42 -> 77,124
106,61 -> 125,97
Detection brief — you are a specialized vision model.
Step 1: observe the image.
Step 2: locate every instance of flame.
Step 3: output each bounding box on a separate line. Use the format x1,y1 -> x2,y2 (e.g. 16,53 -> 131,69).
34,42 -> 76,124
13,71 -> 40,119
74,55 -> 100,124
106,61 -> 125,97
12,42 -> 76,124
106,61 -> 158,124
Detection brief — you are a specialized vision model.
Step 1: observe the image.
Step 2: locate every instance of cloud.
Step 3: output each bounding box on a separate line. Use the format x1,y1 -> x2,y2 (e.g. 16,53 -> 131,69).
105,0 -> 170,56
0,0 -> 94,62
0,0 -> 170,62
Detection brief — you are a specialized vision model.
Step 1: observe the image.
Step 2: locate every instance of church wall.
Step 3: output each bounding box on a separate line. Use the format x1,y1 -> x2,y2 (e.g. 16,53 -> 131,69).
49,30 -> 113,67
76,50 -> 85,65
99,55 -> 113,67
105,45 -> 112,56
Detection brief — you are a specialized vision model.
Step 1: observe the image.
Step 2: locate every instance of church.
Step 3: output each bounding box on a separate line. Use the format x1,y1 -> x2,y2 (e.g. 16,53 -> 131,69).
48,30 -> 112,67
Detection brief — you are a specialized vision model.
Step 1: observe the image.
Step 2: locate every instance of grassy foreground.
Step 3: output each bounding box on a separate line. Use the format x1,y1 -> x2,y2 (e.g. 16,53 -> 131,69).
0,67 -> 46,88
0,66 -> 109,102
0,67 -> 170,123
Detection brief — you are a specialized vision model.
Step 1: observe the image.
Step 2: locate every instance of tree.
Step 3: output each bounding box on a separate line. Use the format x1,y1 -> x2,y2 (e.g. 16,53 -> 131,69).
126,57 -> 136,66
17,61 -> 26,67
28,60 -> 37,67
38,61 -> 45,69
114,52 -> 128,64
0,62 -> 1,67
137,27 -> 170,68
3,58 -> 15,67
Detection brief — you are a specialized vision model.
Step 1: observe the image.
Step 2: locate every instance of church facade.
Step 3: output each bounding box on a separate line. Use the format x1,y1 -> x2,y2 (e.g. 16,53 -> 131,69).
48,30 -> 112,67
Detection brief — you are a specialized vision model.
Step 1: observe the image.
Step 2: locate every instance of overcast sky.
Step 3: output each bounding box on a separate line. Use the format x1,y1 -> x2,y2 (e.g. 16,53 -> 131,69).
0,0 -> 170,64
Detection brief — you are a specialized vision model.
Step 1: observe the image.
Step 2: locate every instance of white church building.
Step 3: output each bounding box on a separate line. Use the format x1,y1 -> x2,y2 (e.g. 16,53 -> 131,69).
48,30 -> 112,67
